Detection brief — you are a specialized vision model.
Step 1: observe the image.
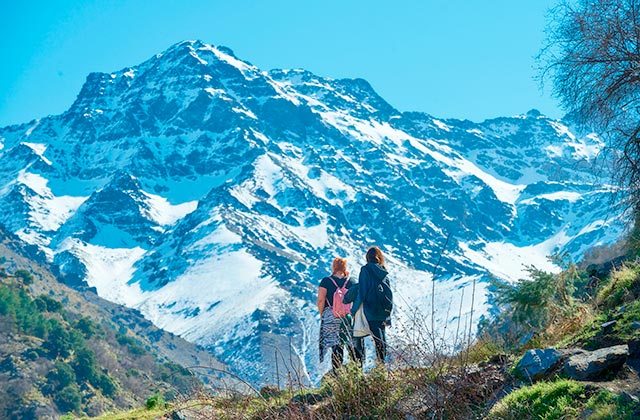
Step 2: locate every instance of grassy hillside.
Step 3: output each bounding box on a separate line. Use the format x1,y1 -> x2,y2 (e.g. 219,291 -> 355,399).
0,228 -> 235,418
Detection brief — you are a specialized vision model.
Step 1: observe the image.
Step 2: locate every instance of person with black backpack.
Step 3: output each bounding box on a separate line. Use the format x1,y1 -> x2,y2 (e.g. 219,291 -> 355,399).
344,246 -> 393,365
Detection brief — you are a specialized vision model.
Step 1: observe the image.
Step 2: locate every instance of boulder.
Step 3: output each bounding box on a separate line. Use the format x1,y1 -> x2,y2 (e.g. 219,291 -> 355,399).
558,348 -> 586,357
600,320 -> 617,334
629,339 -> 640,358
259,385 -> 281,398
171,410 -> 189,420
563,344 -> 628,380
514,348 -> 563,381
291,392 -> 326,405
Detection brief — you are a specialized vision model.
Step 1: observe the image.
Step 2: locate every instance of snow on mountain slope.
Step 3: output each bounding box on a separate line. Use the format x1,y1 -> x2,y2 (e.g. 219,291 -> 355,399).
0,40 -> 627,385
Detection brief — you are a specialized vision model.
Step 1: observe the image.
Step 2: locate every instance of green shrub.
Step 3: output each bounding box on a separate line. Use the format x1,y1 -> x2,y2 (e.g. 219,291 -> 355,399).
95,373 -> 117,397
23,348 -> 39,360
0,284 -> 49,337
14,269 -> 34,285
72,346 -> 97,382
146,392 -> 166,410
491,268 -> 563,329
54,384 -> 82,413
585,389 -> 637,419
33,295 -> 63,312
597,264 -> 640,309
488,379 -> 639,419
45,361 -> 76,394
116,333 -> 145,355
488,380 -> 585,419
44,320 -> 75,358
486,266 -> 582,348
321,364 -> 404,418
611,300 -> 640,341
464,337 -> 506,364
558,312 -> 607,349
75,316 -> 99,338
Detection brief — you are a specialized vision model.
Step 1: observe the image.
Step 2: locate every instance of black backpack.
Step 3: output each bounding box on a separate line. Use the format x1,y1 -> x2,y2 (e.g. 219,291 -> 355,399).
364,266 -> 393,316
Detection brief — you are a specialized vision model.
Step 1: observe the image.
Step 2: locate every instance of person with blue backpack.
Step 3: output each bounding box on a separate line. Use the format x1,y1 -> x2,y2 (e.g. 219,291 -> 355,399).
317,257 -> 354,374
345,246 -> 393,365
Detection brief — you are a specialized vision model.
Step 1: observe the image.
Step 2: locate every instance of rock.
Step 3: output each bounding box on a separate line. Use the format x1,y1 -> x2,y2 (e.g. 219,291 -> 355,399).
515,348 -> 563,381
488,353 -> 509,365
601,320 -> 617,333
629,340 -> 640,358
479,353 -> 508,368
558,348 -> 586,357
291,392 -> 326,405
621,391 -> 639,405
259,385 -> 281,398
171,410 -> 188,420
564,344 -> 628,381
518,332 -> 535,347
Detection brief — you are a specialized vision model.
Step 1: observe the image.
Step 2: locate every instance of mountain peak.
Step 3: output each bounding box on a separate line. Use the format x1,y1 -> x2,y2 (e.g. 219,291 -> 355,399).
104,171 -> 141,193
158,40 -> 253,71
525,109 -> 543,118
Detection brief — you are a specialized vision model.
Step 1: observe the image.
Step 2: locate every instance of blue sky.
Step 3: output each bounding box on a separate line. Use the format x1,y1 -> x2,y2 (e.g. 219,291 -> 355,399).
0,0 -> 560,127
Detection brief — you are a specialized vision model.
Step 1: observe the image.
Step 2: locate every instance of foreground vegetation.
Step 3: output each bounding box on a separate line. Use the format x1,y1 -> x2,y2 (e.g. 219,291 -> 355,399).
487,379 -> 637,420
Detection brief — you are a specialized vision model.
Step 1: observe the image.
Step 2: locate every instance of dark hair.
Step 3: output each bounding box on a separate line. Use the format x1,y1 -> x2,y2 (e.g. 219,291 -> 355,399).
366,246 -> 385,267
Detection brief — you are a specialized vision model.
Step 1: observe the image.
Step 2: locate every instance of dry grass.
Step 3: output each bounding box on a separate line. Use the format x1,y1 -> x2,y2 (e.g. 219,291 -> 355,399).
539,304 -> 595,348
92,406 -> 169,420
596,263 -> 640,308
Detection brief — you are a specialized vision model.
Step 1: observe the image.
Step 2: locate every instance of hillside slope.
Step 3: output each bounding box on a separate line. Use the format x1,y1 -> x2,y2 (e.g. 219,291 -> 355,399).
0,227 -> 233,418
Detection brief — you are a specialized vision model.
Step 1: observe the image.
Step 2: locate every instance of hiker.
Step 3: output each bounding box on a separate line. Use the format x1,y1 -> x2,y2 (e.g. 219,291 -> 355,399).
345,246 -> 393,365
318,257 -> 354,374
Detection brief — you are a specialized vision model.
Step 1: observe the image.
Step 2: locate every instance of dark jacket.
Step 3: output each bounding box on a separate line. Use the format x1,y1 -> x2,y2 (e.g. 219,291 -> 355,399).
344,262 -> 392,322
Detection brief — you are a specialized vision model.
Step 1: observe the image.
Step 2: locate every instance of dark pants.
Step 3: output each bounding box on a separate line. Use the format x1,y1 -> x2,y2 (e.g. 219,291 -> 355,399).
331,316 -> 357,373
331,345 -> 348,372
352,320 -> 387,365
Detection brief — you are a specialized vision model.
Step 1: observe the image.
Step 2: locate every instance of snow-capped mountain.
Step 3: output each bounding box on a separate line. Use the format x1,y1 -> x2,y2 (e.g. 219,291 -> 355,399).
0,40 -> 625,385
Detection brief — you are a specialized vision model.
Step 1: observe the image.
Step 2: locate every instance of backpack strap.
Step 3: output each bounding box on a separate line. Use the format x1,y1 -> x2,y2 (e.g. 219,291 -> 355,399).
327,276 -> 349,308
329,275 -> 349,289
325,276 -> 339,308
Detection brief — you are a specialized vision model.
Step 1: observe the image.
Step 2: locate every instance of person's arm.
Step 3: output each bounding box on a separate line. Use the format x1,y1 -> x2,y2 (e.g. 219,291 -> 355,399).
383,277 -> 393,306
357,266 -> 367,302
344,283 -> 358,304
317,287 -> 327,313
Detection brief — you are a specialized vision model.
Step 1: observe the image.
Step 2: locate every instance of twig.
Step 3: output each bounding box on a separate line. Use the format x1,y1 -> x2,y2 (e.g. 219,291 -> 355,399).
430,231 -> 453,351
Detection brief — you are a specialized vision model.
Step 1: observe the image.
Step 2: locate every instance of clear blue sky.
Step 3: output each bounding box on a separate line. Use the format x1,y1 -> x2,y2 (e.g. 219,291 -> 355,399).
0,0 -> 560,127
